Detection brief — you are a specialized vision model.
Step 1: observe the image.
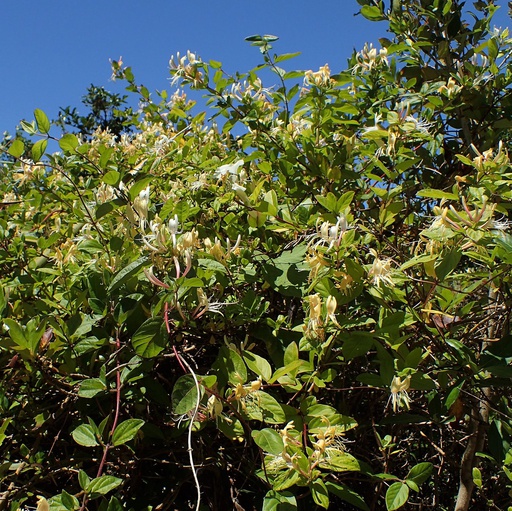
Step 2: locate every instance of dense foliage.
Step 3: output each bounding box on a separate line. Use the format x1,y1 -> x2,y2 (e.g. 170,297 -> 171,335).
2,1 -> 512,510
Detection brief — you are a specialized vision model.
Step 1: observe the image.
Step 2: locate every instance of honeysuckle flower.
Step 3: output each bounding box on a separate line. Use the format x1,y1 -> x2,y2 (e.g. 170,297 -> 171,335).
304,64 -> 333,87
310,215 -> 349,251
144,266 -> 170,289
133,186 -> 150,229
193,288 -> 229,318
325,295 -> 341,327
368,249 -> 394,288
206,394 -> 223,419
404,115 -> 433,135
232,182 -> 251,205
36,496 -> 49,511
389,375 -> 412,412
168,214 -> 180,245
213,159 -> 245,182
438,77 -> 461,98
180,229 -> 199,251
306,249 -> 329,281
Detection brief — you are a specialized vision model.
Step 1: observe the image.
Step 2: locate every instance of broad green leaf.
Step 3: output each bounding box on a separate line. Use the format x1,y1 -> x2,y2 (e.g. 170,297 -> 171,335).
360,5 -> 385,20
107,496 -> 123,511
320,451 -> 361,472
112,419 -> 145,446
78,378 -> 107,398
406,461 -> 434,484
3,319 -> 28,349
128,177 -> 153,200
342,332 -> 374,359
311,480 -> 329,508
213,346 -> 247,385
131,318 -> 167,358
244,391 -> 286,423
252,428 -> 284,455
385,482 -> 409,510
31,139 -> 48,162
325,481 -> 370,510
103,170 -> 121,186
34,108 -> 50,133
86,475 -> 123,495
78,470 -> 91,490
172,374 -> 202,415
20,120 -> 36,135
59,133 -> 79,152
72,424 -> 99,447
243,350 -> 272,381
262,490 -> 297,511
8,139 -> 24,158
108,256 -> 150,293
435,248 -> 461,280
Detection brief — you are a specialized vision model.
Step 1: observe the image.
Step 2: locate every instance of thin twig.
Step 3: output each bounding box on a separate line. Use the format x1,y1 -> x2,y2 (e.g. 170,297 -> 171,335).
175,351 -> 202,511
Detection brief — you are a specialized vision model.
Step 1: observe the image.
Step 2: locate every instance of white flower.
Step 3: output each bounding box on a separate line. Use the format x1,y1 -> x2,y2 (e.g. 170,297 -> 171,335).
133,186 -> 150,229
389,375 -> 412,412
232,183 -> 251,205
213,159 -> 245,182
168,214 -> 180,245
368,249 -> 394,288
404,115 -> 432,135
310,215 -> 349,251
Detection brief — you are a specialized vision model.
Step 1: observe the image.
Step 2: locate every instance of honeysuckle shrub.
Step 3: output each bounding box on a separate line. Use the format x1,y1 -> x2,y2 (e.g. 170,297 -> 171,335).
3,1 -> 512,510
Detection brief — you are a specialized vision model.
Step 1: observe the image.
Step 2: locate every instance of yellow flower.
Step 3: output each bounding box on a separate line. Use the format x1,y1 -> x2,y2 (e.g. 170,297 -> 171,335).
36,496 -> 49,511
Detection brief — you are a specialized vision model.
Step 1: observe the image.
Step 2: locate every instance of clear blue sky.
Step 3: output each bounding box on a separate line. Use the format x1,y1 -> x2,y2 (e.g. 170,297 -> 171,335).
1,1 -> 510,135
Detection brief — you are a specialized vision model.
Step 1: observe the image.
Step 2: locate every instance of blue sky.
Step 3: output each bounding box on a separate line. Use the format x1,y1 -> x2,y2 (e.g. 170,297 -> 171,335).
1,1 -> 510,136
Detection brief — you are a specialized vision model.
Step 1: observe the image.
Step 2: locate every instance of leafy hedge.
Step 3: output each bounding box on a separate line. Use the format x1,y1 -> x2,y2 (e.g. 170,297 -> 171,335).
2,1 -> 512,510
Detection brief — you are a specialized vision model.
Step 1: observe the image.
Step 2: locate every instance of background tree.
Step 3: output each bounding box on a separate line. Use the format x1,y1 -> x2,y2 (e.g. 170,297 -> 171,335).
55,84 -> 136,139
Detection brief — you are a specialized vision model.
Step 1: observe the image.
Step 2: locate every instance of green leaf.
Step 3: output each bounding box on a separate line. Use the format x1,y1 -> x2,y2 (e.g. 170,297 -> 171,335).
34,108 -> 50,134
20,120 -> 36,135
31,139 -> 48,162
325,481 -> 369,510
112,419 -> 145,446
8,139 -> 24,158
131,318 -> 167,358
311,479 -> 329,508
3,318 -> 28,349
59,133 -> 79,153
252,428 -> 284,455
59,489 -> 79,510
435,248 -> 461,280
72,424 -> 99,447
86,475 -> 123,495
78,470 -> 91,490
103,170 -> 121,186
385,482 -> 409,510
245,391 -> 286,423
172,374 -> 202,415
360,5 -> 385,20
243,350 -> 272,381
108,256 -> 150,293
416,189 -> 459,201
472,467 -> 482,488
213,346 -> 247,385
262,490 -> 297,511
319,451 -> 361,472
342,332 -> 374,359
78,378 -> 107,398
107,496 -> 123,511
